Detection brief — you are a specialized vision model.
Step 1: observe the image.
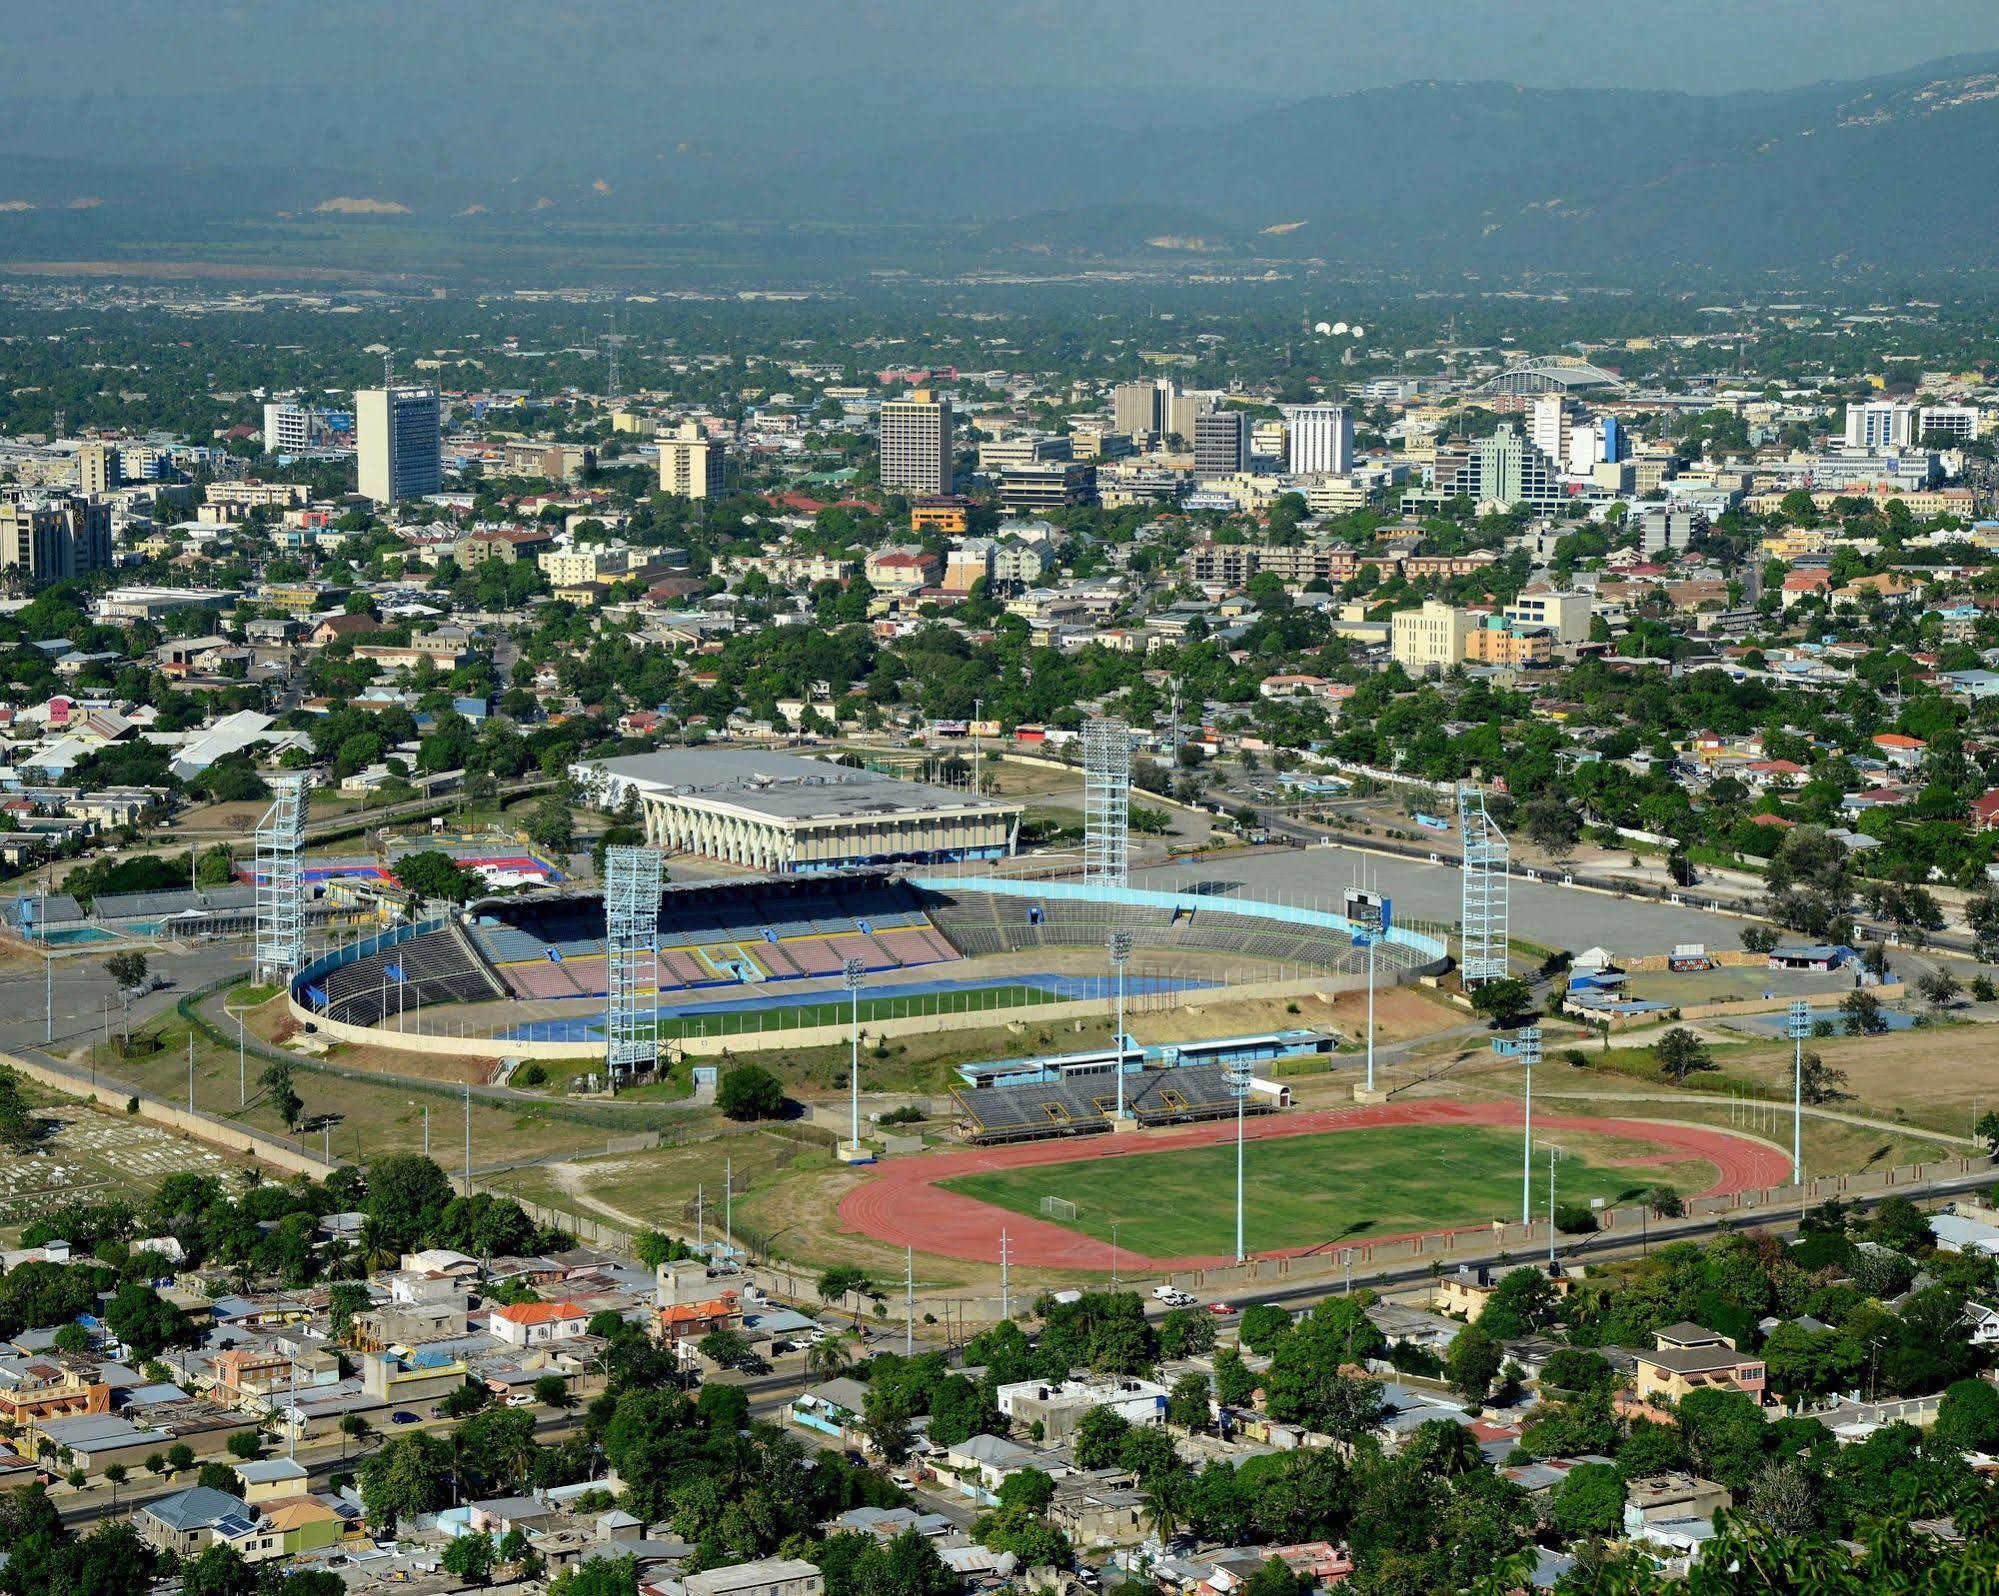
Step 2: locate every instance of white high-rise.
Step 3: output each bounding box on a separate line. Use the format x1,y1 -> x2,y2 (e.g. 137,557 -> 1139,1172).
879,389 -> 954,495
1844,401 -> 1917,453
356,385 -> 442,504
263,401 -> 315,455
1284,404 -> 1354,476
658,422 -> 724,499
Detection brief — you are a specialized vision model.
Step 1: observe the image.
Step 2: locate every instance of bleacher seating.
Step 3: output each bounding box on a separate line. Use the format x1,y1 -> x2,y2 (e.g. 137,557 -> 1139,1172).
952,1060 -> 1272,1144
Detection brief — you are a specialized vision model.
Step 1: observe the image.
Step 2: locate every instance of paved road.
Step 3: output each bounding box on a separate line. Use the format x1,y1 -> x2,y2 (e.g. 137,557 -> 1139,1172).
1132,844 -> 1749,954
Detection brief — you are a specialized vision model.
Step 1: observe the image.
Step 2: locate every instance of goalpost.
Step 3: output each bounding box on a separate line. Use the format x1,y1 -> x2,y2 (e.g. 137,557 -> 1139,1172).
1039,1195 -> 1080,1222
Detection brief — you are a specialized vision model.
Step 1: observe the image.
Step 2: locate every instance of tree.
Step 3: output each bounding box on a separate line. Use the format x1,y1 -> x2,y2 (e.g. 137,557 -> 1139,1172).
1799,1051 -> 1851,1106
181,1543 -> 259,1596
105,950 -> 150,991
328,1281 -> 371,1341
393,849 -> 481,904
225,1429 -> 263,1460
0,1065 -> 46,1154
551,1555 -> 641,1596
442,1531 -> 497,1585
1521,798 -> 1581,855
1918,969 -> 1963,1014
1841,989 -> 1889,1036
1653,1026 -> 1714,1082
1446,1322 -> 1504,1402
1073,1405 -> 1132,1470
1935,1378 -> 1999,1454
699,1328 -> 753,1369
1213,1349 -> 1259,1409
995,1468 -> 1056,1515
1470,977 -> 1532,1026
166,1442 -> 196,1474
816,1267 -> 878,1329
1677,1387 -> 1769,1494
533,1373 -> 573,1408
104,1282 -> 193,1359
102,1461 -> 127,1507
1242,1559 -> 1313,1596
1739,924 -> 1780,955
1550,1461 -> 1626,1538
524,794 -> 574,853
358,1431 -> 453,1531
1238,1302 -> 1294,1353
259,1059 -> 304,1133
1168,1372 -> 1212,1431
716,1063 -> 785,1121
1475,1268 -> 1557,1341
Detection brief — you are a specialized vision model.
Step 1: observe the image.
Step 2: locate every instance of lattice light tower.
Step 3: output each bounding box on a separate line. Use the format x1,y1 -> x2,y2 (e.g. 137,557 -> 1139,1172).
254,774 -> 308,984
1082,717 -> 1131,888
1458,782 -> 1510,986
604,845 -> 664,1082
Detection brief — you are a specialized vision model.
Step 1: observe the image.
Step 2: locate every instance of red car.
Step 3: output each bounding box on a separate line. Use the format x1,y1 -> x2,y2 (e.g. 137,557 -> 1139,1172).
1207,1301 -> 1237,1317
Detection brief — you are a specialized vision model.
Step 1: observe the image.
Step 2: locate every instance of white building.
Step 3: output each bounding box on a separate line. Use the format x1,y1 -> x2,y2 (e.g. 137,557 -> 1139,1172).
1844,401 -> 1917,453
1918,404 -> 1982,442
262,402 -> 315,455
658,421 -> 725,499
879,389 -> 954,495
356,385 -> 441,504
1284,404 -> 1355,476
1390,599 -> 1471,672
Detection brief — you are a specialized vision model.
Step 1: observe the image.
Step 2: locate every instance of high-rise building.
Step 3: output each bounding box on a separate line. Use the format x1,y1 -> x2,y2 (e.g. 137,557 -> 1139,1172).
1844,401 -> 1917,452
1529,395 -> 1572,467
1390,599 -> 1472,672
263,401 -> 315,455
1112,379 -> 1174,442
0,494 -> 113,587
1917,404 -> 1981,443
1284,404 -> 1354,476
75,442 -> 121,497
356,385 -> 442,504
1193,409 -> 1250,476
879,389 -> 954,496
1165,393 -> 1202,448
658,422 -> 724,499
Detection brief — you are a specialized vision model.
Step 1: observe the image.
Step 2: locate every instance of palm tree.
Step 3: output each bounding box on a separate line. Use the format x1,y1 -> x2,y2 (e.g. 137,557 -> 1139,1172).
805,1333 -> 853,1381
1142,1475 -> 1181,1548
356,1218 -> 398,1274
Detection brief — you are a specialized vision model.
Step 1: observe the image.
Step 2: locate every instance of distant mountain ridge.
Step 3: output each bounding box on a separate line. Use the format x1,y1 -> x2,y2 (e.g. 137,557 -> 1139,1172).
3,53 -> 1998,276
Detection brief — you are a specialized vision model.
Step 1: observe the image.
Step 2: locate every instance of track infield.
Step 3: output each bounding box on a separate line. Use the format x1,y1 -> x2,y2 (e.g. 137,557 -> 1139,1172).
836,1099 -> 1790,1271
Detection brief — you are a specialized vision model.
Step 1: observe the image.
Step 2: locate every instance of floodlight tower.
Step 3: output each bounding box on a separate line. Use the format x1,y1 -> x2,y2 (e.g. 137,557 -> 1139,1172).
604,845 -> 663,1085
1787,1000 -> 1811,1185
1457,783 -> 1509,985
1108,929 -> 1134,1119
845,957 -> 867,1154
254,775 -> 309,985
1226,1057 -> 1251,1263
1082,717 -> 1131,888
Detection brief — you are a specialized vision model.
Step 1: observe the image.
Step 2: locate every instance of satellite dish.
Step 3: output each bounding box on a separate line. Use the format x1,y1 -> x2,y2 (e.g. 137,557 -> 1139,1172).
1313,321 -> 1333,335
1350,325 -> 1366,338
1330,321 -> 1349,335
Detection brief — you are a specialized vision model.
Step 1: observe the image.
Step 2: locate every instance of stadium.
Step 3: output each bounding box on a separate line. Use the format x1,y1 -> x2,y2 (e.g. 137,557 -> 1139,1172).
285,866 -> 1451,1122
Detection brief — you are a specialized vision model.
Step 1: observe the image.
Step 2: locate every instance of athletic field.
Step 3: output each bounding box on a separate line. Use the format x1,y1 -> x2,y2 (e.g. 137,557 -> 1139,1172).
937,1123 -> 1713,1260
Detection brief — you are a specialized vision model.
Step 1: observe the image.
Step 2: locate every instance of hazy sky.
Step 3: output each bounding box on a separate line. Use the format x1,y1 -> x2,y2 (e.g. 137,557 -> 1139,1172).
18,0 -> 1999,99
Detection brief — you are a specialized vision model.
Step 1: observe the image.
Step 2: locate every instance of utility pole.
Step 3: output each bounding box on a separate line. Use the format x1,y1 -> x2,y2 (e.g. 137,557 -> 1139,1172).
463,1083 -> 471,1195
187,1032 -> 195,1114
1000,1230 -> 1010,1321
40,867 -> 50,1045
1519,1027 -> 1541,1227
844,957 -> 865,1154
905,1245 -> 914,1356
972,697 -> 982,796
1227,1059 -> 1250,1264
423,1103 -> 430,1159
1109,931 -> 1133,1118
725,1155 -> 733,1257
1788,1000 -> 1809,1187
1547,1144 -> 1560,1271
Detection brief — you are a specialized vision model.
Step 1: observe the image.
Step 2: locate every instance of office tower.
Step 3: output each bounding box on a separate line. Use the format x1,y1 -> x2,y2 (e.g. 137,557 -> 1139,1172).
1193,409 -> 1250,476
0,494 -> 113,587
1844,401 -> 1917,452
1113,378 -> 1174,442
356,384 -> 442,504
658,421 -> 725,499
1917,405 -> 1981,442
879,388 -> 954,495
75,442 -> 121,497
1471,426 -> 1561,507
1165,392 -> 1202,448
263,401 -> 315,455
1529,395 -> 1571,466
1284,404 -> 1354,475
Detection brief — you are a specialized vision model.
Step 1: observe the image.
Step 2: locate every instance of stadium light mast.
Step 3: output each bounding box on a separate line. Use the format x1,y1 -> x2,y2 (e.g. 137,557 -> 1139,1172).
1493,1025 -> 1542,1228
1108,929 -> 1134,1119
1546,1143 -> 1561,1270
1788,1000 -> 1811,1185
1226,1058 -> 1251,1263
845,957 -> 867,1154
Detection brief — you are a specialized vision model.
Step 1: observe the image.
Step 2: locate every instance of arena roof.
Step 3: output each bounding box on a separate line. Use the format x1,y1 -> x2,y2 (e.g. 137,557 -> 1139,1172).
583,748 -> 1018,825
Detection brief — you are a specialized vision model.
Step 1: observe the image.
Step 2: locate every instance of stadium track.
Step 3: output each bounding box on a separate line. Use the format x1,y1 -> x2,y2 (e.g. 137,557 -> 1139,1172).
835,1098 -> 1790,1271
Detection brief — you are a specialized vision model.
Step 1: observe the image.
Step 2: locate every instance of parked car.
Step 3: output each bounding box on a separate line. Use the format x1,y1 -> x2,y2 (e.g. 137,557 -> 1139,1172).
1206,1301 -> 1238,1317
390,1410 -> 420,1425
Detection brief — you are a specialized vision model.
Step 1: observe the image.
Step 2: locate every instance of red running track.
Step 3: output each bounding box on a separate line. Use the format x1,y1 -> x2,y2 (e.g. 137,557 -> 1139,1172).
835,1099 -> 1790,1272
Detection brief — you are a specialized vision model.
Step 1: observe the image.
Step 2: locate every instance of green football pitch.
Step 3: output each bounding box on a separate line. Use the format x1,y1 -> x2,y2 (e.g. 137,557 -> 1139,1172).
938,1124 -> 1713,1260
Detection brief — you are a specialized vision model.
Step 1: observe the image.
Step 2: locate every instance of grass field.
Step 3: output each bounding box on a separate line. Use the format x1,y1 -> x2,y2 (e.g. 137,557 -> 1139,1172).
652,983 -> 1065,1040
940,1125 -> 1716,1259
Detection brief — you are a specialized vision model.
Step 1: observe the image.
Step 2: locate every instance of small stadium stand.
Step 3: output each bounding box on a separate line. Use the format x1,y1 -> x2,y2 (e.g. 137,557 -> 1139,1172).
951,1061 -> 1274,1145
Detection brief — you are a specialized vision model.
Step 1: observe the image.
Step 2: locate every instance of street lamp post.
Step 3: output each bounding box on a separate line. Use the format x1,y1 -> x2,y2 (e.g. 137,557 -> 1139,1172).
1787,1000 -> 1810,1187
1107,930 -> 1133,1118
844,957 -> 866,1152
1519,1027 -> 1541,1227
1546,1143 -> 1561,1270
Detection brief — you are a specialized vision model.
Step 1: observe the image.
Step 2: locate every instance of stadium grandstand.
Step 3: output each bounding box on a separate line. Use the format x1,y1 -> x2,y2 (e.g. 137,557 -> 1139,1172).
572,748 -> 1022,874
951,1057 -> 1287,1145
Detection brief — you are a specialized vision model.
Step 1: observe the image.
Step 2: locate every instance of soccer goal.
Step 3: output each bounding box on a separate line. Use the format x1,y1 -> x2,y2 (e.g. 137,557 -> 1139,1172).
1039,1195 -> 1080,1222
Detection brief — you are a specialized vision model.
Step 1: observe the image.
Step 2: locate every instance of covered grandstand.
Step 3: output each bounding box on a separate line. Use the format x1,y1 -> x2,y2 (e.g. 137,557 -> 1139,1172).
951,1061 -> 1282,1145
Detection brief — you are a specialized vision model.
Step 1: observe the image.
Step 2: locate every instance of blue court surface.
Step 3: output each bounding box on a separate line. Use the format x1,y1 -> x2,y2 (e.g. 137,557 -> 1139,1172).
1719,1004 -> 1918,1037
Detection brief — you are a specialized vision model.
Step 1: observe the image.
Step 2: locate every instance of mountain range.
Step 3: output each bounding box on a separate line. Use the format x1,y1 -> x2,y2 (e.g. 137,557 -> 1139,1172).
3,53 -> 1998,278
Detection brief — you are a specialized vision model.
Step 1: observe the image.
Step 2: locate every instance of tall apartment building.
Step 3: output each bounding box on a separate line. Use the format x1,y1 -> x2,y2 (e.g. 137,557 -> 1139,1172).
1390,599 -> 1471,673
879,389 -> 954,496
1112,379 -> 1174,442
1186,542 -> 1360,587
1165,392 -> 1202,447
1193,409 -> 1250,477
976,434 -> 1072,473
1503,587 -> 1594,644
657,422 -> 724,499
1844,401 -> 1917,452
0,494 -> 114,587
75,442 -> 121,497
262,401 -> 316,455
356,385 -> 442,504
1284,405 -> 1354,476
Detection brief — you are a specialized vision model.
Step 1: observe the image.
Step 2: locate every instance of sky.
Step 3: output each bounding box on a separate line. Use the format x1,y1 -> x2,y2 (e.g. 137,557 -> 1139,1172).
14,0 -> 1999,101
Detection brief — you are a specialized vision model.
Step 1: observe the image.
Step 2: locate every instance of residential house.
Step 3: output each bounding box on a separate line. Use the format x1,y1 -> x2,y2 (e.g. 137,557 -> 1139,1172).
488,1300 -> 591,1347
